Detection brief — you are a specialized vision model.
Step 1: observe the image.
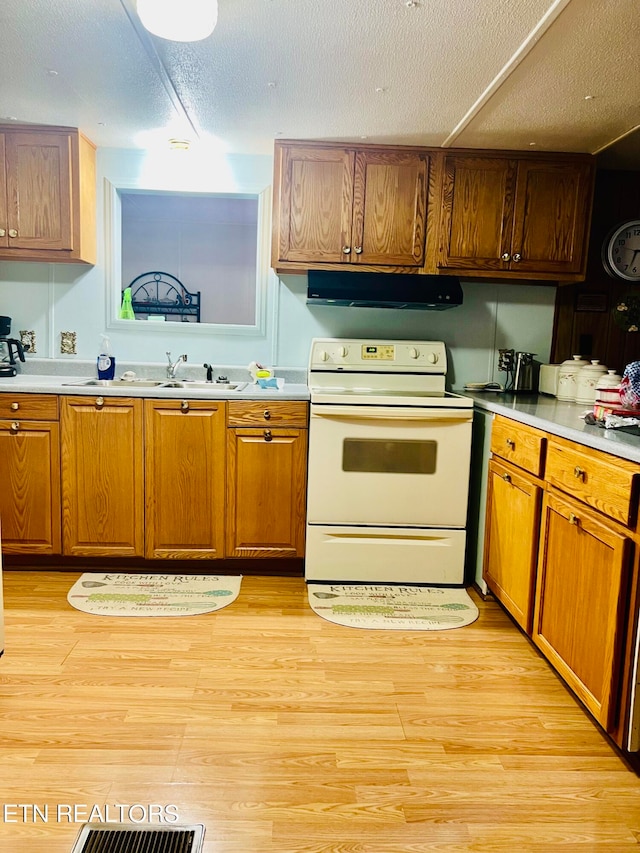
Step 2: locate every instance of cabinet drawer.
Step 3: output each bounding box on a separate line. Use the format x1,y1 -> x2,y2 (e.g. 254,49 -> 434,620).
0,392 -> 59,420
227,400 -> 308,427
490,415 -> 545,476
545,439 -> 639,527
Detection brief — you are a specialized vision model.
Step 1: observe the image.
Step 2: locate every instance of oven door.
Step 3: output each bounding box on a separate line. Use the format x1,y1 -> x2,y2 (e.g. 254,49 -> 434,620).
307,404 -> 473,527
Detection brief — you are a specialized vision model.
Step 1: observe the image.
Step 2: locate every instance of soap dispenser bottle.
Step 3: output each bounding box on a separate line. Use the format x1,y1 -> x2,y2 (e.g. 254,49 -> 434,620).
119,287 -> 135,320
97,334 -> 116,380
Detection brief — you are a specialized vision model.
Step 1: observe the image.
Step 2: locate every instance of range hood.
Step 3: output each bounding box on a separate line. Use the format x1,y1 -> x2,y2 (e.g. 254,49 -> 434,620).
307,270 -> 463,310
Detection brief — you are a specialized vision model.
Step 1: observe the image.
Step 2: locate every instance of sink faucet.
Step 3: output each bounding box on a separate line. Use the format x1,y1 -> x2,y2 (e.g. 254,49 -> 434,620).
166,351 -> 187,379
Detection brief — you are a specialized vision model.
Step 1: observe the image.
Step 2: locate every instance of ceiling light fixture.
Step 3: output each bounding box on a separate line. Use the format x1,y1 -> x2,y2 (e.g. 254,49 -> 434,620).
137,0 -> 218,42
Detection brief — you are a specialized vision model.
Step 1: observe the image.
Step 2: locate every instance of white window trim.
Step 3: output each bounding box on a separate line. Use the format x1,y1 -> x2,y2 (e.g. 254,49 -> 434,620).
103,178 -> 271,337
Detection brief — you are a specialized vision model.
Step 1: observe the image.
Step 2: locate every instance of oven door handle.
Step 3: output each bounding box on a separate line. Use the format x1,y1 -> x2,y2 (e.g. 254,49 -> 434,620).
310,405 -> 473,422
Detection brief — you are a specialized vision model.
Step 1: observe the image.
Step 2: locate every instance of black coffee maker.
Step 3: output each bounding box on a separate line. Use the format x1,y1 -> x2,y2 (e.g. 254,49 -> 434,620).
0,315 -> 26,377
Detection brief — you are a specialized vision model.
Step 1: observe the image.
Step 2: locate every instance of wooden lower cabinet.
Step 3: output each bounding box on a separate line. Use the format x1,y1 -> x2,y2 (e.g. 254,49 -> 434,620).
61,396 -> 144,557
0,419 -> 61,554
532,489 -> 631,731
144,399 -> 226,559
483,458 -> 542,633
226,427 -> 308,558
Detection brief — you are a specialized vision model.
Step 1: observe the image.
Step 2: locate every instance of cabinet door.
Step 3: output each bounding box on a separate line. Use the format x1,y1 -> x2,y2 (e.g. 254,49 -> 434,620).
61,397 -> 144,557
144,400 -> 226,559
483,459 -> 542,633
0,134 -> 7,249
352,149 -> 428,266
0,420 -> 61,554
226,427 -> 308,558
438,154 -> 516,272
511,159 -> 594,276
275,144 -> 355,264
5,131 -> 73,251
533,490 -> 630,730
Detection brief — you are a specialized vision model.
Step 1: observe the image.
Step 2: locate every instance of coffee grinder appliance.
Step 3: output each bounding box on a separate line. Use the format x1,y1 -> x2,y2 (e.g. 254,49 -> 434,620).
0,316 -> 26,377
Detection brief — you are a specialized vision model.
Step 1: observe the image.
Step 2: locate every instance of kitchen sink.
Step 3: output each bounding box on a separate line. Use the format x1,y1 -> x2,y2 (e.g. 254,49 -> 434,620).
63,379 -> 168,387
163,381 -> 247,391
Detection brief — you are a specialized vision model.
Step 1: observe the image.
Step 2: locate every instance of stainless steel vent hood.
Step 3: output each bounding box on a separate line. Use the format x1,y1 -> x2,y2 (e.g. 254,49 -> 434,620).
307,270 -> 463,310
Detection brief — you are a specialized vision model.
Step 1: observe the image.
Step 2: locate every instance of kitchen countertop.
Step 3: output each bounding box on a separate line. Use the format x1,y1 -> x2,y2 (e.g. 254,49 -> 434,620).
462,390 -> 640,465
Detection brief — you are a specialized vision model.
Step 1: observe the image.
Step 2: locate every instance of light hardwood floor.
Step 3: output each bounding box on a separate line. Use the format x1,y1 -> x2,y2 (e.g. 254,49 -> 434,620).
1,571 -> 640,852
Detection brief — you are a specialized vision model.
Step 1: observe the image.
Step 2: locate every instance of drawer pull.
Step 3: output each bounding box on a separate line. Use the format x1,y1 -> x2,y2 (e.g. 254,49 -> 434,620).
181,400 -> 189,412
264,429 -> 273,442
569,513 -> 579,525
502,472 -> 511,483
10,421 -> 20,433
10,401 -> 19,411
263,409 -> 271,420
95,396 -> 104,409
506,438 -> 515,448
574,466 -> 586,481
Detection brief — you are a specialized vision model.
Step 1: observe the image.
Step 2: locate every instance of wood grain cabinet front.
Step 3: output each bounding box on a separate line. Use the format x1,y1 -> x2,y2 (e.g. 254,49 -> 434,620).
61,396 -> 144,557
437,153 -> 594,281
226,401 -> 309,559
144,399 -> 226,559
0,393 -> 60,555
0,125 -> 96,263
272,141 -> 429,272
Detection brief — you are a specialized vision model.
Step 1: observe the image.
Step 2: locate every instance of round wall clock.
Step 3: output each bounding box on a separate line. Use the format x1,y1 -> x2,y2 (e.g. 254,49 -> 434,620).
602,219 -> 640,282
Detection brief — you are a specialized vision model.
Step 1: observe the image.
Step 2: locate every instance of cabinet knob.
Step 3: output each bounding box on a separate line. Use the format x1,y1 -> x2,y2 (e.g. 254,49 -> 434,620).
574,466 -> 585,480
342,246 -> 351,254
506,438 -> 515,448
569,513 -> 580,525
264,429 -> 272,442
95,396 -> 104,408
10,402 -> 19,411
181,400 -> 189,412
512,253 -> 522,262
263,409 -> 271,420
8,229 -> 18,238
10,421 -> 20,433
0,228 -> 6,237
354,246 -> 363,254
502,472 -> 511,483
501,252 -> 511,261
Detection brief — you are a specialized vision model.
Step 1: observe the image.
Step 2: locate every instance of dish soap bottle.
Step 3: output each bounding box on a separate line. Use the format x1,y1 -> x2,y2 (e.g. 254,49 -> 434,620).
97,334 -> 116,380
119,287 -> 135,320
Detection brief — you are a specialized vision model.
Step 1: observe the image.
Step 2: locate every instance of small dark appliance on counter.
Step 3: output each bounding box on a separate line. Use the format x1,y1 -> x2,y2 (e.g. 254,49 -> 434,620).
0,316 -> 26,377
498,348 -> 539,393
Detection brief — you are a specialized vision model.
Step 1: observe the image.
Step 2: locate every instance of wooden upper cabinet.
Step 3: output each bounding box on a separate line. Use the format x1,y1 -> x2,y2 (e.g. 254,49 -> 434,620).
272,141 -> 428,271
0,125 -> 96,264
438,152 -> 595,281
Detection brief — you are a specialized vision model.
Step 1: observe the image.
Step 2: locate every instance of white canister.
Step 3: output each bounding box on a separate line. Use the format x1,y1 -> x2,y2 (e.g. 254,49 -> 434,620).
557,355 -> 589,401
595,369 -> 623,406
575,360 -> 608,405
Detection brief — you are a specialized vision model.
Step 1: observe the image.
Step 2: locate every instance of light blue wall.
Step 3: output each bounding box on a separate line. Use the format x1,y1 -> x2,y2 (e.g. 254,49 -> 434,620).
0,147 -> 556,384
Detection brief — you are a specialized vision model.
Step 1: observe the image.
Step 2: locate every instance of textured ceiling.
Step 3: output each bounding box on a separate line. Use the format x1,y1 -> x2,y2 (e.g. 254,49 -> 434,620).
0,0 -> 638,167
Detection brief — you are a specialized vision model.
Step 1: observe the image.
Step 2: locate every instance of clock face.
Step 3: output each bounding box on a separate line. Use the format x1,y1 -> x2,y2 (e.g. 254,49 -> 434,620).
603,219 -> 640,282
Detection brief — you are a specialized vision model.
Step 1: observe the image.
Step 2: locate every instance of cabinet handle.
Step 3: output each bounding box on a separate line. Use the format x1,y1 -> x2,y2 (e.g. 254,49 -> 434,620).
512,253 -> 522,262
569,513 -> 579,525
574,466 -> 585,481
0,228 -> 5,237
506,438 -> 515,448
342,246 -> 351,254
95,396 -> 104,408
10,421 -> 20,433
264,429 -> 273,442
181,400 -> 189,412
10,402 -> 19,411
354,246 -> 363,254
501,252 -> 511,261
263,409 -> 271,420
502,472 -> 511,483
8,229 -> 18,238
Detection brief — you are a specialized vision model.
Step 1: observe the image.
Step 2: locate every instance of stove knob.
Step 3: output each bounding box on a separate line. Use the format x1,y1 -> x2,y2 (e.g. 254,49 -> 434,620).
338,346 -> 348,358
318,350 -> 329,362
427,352 -> 438,364
408,347 -> 419,359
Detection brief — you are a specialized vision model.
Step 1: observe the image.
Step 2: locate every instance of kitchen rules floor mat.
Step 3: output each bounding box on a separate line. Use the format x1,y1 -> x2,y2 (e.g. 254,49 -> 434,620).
67,573 -> 242,617
307,583 -> 479,630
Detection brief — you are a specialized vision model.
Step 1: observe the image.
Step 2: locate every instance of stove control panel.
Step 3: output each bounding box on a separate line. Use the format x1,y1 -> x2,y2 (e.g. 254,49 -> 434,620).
309,338 -> 447,373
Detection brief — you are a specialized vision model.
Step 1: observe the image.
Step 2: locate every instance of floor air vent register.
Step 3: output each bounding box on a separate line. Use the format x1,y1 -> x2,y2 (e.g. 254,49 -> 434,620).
70,824 -> 205,853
